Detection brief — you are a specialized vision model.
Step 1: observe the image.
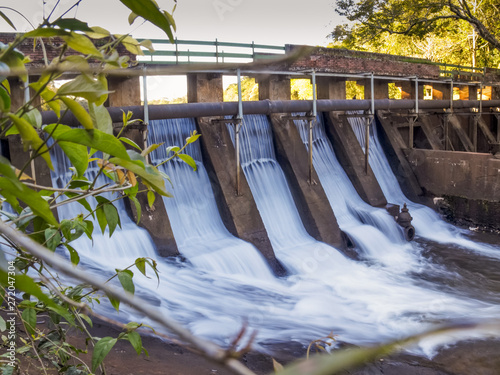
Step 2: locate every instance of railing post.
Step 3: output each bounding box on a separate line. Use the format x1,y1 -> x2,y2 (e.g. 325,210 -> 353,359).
215,38 -> 219,64
450,79 -> 454,112
251,41 -> 255,60
175,37 -> 179,64
142,66 -> 149,162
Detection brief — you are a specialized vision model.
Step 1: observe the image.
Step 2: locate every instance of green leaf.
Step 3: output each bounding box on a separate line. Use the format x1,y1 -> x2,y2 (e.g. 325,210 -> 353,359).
62,32 -> 102,57
129,196 -> 141,224
51,18 -> 93,32
58,141 -> 88,178
44,228 -> 61,252
65,243 -> 80,266
119,0 -> 175,42
139,39 -> 155,53
107,294 -> 120,311
115,35 -> 144,56
24,28 -> 70,38
92,337 -> 117,372
109,157 -> 171,197
59,97 -> 93,130
85,26 -> 111,39
96,197 -> 121,236
166,146 -> 180,154
7,114 -> 53,170
78,313 -> 93,328
186,132 -> 201,144
44,124 -> 130,161
135,258 -> 146,277
0,85 -> 11,112
178,154 -> 197,171
0,177 -> 57,225
22,107 -> 42,129
141,143 -> 162,157
120,137 -> 142,151
0,316 -> 6,332
0,48 -> 27,82
126,331 -> 142,355
0,10 -> 16,30
21,308 -> 37,336
96,206 -> 107,235
58,74 -> 109,103
117,269 -> 134,295
89,103 -> 112,135
147,191 -> 155,208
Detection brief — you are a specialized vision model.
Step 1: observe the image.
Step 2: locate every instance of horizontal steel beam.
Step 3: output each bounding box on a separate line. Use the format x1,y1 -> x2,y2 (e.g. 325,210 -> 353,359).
41,99 -> 500,126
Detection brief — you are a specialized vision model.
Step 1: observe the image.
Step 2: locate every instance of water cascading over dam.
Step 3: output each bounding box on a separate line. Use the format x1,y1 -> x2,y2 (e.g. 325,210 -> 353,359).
293,115 -> 418,268
349,116 -> 500,258
45,117 -> 500,354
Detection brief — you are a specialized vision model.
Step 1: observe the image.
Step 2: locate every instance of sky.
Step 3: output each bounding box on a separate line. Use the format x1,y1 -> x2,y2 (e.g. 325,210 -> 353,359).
0,0 -> 344,99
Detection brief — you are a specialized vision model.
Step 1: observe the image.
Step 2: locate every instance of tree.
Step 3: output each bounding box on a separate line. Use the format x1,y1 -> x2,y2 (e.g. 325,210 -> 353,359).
334,0 -> 500,66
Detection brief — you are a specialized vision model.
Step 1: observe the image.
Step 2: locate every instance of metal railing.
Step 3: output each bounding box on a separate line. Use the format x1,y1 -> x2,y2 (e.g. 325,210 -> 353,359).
137,38 -> 286,64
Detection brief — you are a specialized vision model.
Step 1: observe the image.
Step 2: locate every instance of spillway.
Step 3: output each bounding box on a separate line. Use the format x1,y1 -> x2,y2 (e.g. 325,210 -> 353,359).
293,115 -> 418,269
147,118 -> 274,279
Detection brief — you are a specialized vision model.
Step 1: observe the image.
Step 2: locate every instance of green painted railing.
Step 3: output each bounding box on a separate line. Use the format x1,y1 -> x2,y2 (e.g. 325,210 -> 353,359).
137,38 -> 286,64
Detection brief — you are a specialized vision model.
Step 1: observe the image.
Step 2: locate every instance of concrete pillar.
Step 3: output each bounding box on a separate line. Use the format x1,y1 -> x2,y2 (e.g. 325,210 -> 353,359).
108,76 -> 141,107
317,77 -> 346,100
269,114 -> 344,250
325,113 -> 387,207
187,73 -> 223,103
197,118 -> 284,274
361,79 -> 388,100
432,83 -> 451,100
257,75 -> 290,101
114,124 -> 179,257
8,77 -> 41,111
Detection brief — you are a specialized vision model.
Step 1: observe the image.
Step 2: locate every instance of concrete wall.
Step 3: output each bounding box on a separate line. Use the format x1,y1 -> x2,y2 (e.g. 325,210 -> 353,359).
405,148 -> 500,228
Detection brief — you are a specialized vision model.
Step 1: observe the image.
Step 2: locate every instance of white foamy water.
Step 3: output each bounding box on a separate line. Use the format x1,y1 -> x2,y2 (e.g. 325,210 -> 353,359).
293,115 -> 419,269
41,117 -> 500,358
349,115 -> 500,259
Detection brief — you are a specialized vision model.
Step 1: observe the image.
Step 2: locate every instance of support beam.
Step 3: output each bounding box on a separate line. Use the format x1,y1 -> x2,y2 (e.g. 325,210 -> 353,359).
270,114 -> 344,249
418,114 -> 444,150
449,115 -> 475,152
196,118 -> 283,274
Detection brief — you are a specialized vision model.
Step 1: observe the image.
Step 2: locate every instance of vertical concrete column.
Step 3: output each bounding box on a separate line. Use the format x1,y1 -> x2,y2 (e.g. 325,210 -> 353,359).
108,76 -> 141,106
187,73 -> 223,103
317,77 -> 346,100
114,124 -> 179,257
257,75 -> 291,101
432,83 -> 451,100
361,78 -> 388,100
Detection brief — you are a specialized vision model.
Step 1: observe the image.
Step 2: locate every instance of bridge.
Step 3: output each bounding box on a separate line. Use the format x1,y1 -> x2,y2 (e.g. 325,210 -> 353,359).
2,32 -> 500,261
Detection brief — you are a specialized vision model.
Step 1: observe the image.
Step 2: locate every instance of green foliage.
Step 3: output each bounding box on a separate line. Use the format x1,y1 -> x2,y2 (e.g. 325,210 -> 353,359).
290,79 -> 313,100
0,1 -> 184,374
224,76 -> 259,101
332,0 -> 500,68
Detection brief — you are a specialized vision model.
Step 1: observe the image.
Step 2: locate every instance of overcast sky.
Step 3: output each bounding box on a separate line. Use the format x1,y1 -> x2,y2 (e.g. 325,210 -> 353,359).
1,0 -> 343,99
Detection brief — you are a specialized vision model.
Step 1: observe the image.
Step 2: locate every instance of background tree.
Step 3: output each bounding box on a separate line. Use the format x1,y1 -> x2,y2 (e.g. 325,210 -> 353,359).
333,0 -> 500,67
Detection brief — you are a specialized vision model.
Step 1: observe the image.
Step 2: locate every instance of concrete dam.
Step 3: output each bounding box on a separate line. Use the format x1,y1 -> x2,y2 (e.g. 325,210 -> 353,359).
4,33 -> 500,361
